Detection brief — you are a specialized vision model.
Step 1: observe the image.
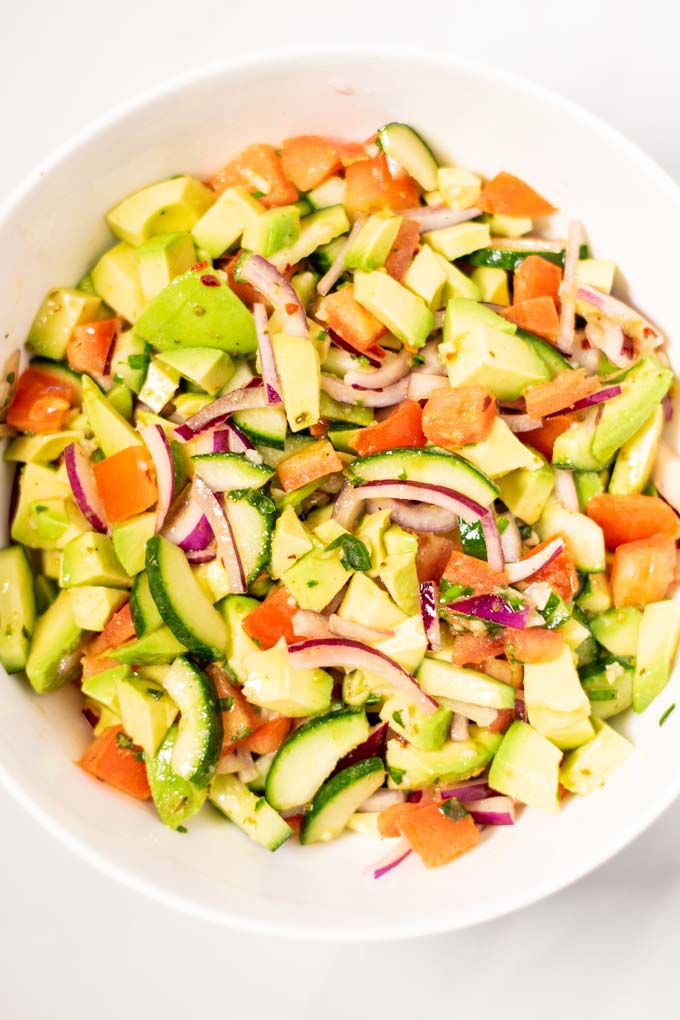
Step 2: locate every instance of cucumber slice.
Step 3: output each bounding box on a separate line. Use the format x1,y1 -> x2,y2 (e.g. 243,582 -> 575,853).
516,330 -> 573,379
145,536 -> 227,660
348,446 -> 498,506
224,491 -> 274,584
299,758 -> 385,845
579,657 -> 634,720
162,656 -> 222,787
209,774 -> 292,851
265,707 -> 370,811
468,244 -> 589,272
417,657 -> 516,710
0,546 -> 36,673
377,123 -> 438,191
147,724 -> 207,829
231,406 -> 288,449
191,452 -> 274,491
110,625 -> 187,665
130,571 -> 163,636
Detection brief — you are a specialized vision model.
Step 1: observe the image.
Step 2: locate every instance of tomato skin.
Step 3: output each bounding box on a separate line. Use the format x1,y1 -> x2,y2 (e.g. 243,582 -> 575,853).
78,725 -> 151,800
478,172 -> 557,217
504,627 -> 566,663
385,219 -> 420,281
442,548 -> 509,596
513,255 -> 562,304
66,317 -> 121,375
6,368 -> 73,433
524,368 -> 599,419
529,539 -> 580,601
277,439 -> 343,493
523,413 -> 575,461
586,493 -> 680,548
450,632 -> 505,665
317,284 -> 386,352
240,717 -> 291,755
344,155 -> 420,216
280,136 -> 341,191
242,587 -> 298,650
422,386 -> 496,450
610,535 -> 676,608
501,296 -> 560,344
209,144 -> 298,208
353,400 -> 426,458
88,603 -> 136,655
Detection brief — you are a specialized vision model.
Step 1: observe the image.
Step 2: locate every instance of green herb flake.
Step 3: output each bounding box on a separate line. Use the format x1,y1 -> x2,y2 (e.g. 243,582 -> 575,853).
127,354 -> 148,370
587,690 -> 617,702
392,710 -> 405,728
387,765 -> 406,785
519,524 -> 533,541
306,579 -> 319,588
439,580 -> 474,604
252,191 -> 265,199
176,825 -> 188,834
219,696 -> 234,712
116,732 -> 145,762
659,704 -> 676,726
439,798 -> 469,822
254,797 -> 266,812
411,353 -> 425,366
145,687 -> 164,700
327,533 -> 372,572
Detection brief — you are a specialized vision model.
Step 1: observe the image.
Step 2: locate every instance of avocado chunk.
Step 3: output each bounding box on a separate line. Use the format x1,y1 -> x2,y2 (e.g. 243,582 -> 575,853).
386,726 -> 501,789
271,333 -> 321,432
608,403 -> 664,495
217,594 -> 260,684
485,212 -> 532,237
242,204 -> 301,257
134,267 -> 256,356
135,231 -> 197,303
282,543 -> 351,612
117,673 -> 178,756
345,215 -> 402,272
191,186 -> 264,258
210,773 -> 293,850
112,512 -> 156,576
28,287 -> 102,360
423,221 -> 490,261
380,550 -> 420,617
633,600 -> 680,713
552,409 -> 609,472
270,205 -> 350,271
380,693 -> 452,751
71,586 -> 128,631
591,606 -> 642,658
61,533 -> 131,589
107,175 -> 214,247
437,167 -> 482,210
147,724 -> 207,829
241,638 -> 333,717
470,266 -> 510,305
576,258 -> 616,293
269,505 -> 313,579
155,347 -> 234,396
91,243 -> 146,324
4,430 -> 83,465
441,322 -> 549,400
10,464 -> 88,550
592,356 -> 673,465
402,244 -> 447,309
538,499 -> 606,573
523,644 -> 593,750
458,417 -> 541,479
354,270 -> 434,349
434,256 -> 481,302
573,471 -> 608,510
579,657 -> 633,719
443,297 -> 516,343
497,453 -> 555,525
418,657 -> 516,710
560,718 -> 633,795
110,626 -> 186,665
488,720 -> 562,813
0,546 -> 36,673
337,572 -> 407,630
82,664 -> 131,714
26,591 -> 84,693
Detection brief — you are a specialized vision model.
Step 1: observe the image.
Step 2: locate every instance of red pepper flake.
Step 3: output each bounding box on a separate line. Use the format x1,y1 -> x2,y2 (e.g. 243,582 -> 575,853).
200,274 -> 221,287
190,260 -> 210,273
285,303 -> 299,315
643,326 -> 657,339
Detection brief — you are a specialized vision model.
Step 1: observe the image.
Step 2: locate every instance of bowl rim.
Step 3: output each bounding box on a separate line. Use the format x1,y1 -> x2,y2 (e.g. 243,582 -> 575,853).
1,42 -> 679,942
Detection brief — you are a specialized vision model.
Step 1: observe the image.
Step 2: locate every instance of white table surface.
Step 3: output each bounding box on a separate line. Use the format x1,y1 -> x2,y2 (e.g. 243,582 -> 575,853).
2,2 -> 679,1016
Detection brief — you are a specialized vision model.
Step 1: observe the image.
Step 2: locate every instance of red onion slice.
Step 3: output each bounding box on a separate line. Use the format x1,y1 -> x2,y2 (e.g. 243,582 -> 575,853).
328,614 -> 394,643
439,777 -> 493,802
554,470 -> 579,513
140,424 -> 175,532
344,349 -> 411,390
162,493 -> 214,551
545,384 -> 622,418
506,536 -> 564,584
235,253 -> 307,338
407,374 -> 448,400
174,385 -> 274,440
367,498 -> 457,534
500,413 -> 543,433
287,638 -> 438,716
185,544 -> 217,563
317,217 -> 365,297
556,220 -> 583,355
499,514 -> 522,564
419,582 -> 441,651
327,328 -> 383,368
253,302 -> 282,404
445,594 -> 529,628
321,374 -> 409,408
332,722 -> 389,776
292,609 -> 333,640
419,339 -> 446,376
371,838 -> 412,880
401,205 -> 482,234
192,477 -> 245,593
577,285 -> 663,351
466,796 -> 516,826
583,320 -> 630,369
64,442 -> 108,534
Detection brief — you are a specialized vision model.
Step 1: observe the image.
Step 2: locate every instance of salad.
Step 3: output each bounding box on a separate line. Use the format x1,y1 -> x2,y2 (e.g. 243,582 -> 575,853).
1,123 -> 679,878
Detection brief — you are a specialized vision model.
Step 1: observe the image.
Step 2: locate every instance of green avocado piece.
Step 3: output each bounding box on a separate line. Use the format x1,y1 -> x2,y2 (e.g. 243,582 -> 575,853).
117,673 -> 178,756
633,600 -> 680,713
82,664 -> 131,714
354,270 -> 434,350
26,591 -> 84,693
242,204 -> 301,257
4,430 -> 82,465
434,255 -> 481,302
217,594 -> 260,684
82,375 -> 143,456
146,724 -> 208,829
10,464 -> 88,550
552,409 -> 609,472
28,499 -> 71,542
112,512 -> 156,577
241,638 -> 333,717
27,287 -> 102,360
0,546 -> 36,673
346,215 -> 402,272
270,205 -> 350,271
110,625 -> 187,665
423,221 -> 490,261
441,321 -> 550,400
496,452 -> 555,525
608,403 -> 664,495
560,718 -> 633,795
134,268 -> 256,356
523,644 -> 592,749
155,347 -> 234,396
403,243 -> 447,309
191,186 -> 264,259
488,720 -> 562,813
282,543 -> 351,612
379,553 -> 420,617
579,656 -> 633,719
592,356 -> 673,465
107,175 -> 214,247
337,572 -> 407,629
443,297 -> 516,342
138,360 -> 180,413
386,726 -> 501,789
591,607 -> 642,658
380,693 -> 452,751
458,417 -> 541,479
318,391 -> 374,427
538,499 -> 606,572
269,505 -> 313,580
60,532 -> 131,589
573,471 -> 608,511
71,586 -> 128,631
91,243 -> 146,324
135,231 -> 197,303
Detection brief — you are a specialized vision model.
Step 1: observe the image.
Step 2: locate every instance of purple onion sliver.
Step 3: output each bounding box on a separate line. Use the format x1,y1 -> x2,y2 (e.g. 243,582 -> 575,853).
439,780 -> 494,803
235,253 -> 308,338
419,581 -> 441,651
546,384 -> 622,419
466,796 -> 516,826
185,544 -> 217,563
332,722 -> 388,778
344,349 -> 411,391
64,442 -> 108,533
506,536 -> 564,584
174,384 -> 274,440
446,594 -> 529,629
372,839 -> 412,880
327,327 -> 382,368
400,204 -> 482,234
253,302 -> 283,406
321,373 -> 409,408
139,424 -> 175,533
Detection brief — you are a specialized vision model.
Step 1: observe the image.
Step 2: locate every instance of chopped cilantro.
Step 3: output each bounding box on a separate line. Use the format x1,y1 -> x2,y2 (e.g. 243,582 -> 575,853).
254,797 -> 265,812
587,690 -> 617,702
519,524 -> 534,540
127,354 -> 148,370
392,710 -> 405,728
219,696 -> 234,712
306,579 -> 319,588
659,704 -> 676,726
327,533 -> 372,572
176,825 -> 188,834
411,353 -> 425,366
252,191 -> 265,199
116,732 -> 145,762
439,580 -> 474,603
145,687 -> 164,700
439,798 -> 469,822
387,765 -> 406,785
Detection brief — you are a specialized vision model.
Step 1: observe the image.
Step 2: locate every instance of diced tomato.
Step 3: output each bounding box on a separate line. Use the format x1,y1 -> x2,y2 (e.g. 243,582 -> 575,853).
206,664 -> 257,751
242,586 -> 298,650
504,627 -> 566,663
209,144 -> 298,208
241,716 -> 291,755
353,400 -> 425,458
488,708 -> 516,734
397,800 -> 479,868
78,725 -> 151,800
523,413 -> 576,461
286,814 -> 304,840
524,368 -> 599,419
92,446 -> 158,523
586,493 -> 680,548
442,548 -> 509,596
482,656 -> 523,688
501,296 -> 560,343
513,255 -> 563,304
277,439 -> 343,493
528,538 -> 580,601
385,219 -> 421,281
415,533 -> 455,584
478,172 -> 557,217
610,535 -> 676,608
280,135 -> 341,191
317,284 -> 386,352
80,652 -> 119,680
88,603 -> 135,656
344,154 -> 421,216
450,632 -> 505,665
334,140 -> 370,168
377,801 -> 420,838
66,318 -> 121,375
6,368 -> 73,434
422,386 -> 496,449
309,420 -> 329,438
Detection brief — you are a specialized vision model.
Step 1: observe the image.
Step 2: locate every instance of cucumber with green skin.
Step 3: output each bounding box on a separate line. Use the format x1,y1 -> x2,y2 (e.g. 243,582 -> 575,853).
224,490 -> 275,585
162,656 -> 223,788
468,244 -> 589,271
377,123 -> 439,192
146,724 -> 208,829
29,358 -> 84,405
515,330 -> 573,377
191,452 -> 274,492
348,447 -> 499,506
110,625 -> 187,665
209,774 -> 292,851
0,546 -> 36,673
130,571 -> 162,637
299,758 -> 385,845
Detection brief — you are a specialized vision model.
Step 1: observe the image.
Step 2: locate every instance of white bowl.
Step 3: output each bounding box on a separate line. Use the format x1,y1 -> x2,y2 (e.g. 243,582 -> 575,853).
1,45 -> 679,941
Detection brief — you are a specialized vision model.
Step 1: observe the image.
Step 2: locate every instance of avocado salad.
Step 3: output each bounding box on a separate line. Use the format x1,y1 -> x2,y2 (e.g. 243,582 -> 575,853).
1,123 -> 679,877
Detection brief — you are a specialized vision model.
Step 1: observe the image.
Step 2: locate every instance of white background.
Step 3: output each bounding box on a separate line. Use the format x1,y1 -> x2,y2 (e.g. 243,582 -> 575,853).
1,2 -> 679,1016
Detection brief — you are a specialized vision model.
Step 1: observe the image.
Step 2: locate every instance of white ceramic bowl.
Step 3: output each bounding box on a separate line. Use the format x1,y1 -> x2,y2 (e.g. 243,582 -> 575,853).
1,46 -> 679,941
